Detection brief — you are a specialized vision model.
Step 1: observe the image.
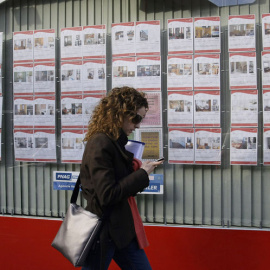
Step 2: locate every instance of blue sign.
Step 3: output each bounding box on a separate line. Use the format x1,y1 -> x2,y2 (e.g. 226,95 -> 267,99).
55,172 -> 72,181
141,174 -> 164,194
209,0 -> 255,7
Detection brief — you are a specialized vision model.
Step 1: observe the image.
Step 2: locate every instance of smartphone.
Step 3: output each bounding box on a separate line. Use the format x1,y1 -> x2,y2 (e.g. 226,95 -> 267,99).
156,157 -> 165,162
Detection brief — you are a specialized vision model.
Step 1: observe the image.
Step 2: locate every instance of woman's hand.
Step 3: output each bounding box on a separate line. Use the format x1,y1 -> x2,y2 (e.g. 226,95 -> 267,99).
141,160 -> 164,175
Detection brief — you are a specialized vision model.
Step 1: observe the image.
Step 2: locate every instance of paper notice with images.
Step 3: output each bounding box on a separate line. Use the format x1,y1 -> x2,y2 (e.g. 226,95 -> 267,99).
34,29 -> 55,62
168,18 -> 193,54
263,128 -> 270,165
228,15 -> 256,52
230,128 -> 257,165
195,128 -> 221,165
231,90 -> 258,127
168,91 -> 193,127
14,96 -> 34,128
61,129 -> 85,163
168,128 -> 194,164
262,51 -> 270,89
263,90 -> 270,127
167,55 -> 193,91
13,63 -> 33,95
13,31 -> 33,63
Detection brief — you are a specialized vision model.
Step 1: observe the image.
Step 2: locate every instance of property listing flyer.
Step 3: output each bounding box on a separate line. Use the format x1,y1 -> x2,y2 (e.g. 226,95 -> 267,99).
263,128 -> 270,165
0,32 -> 2,64
230,128 -> 257,165
0,64 -> 2,94
136,56 -> 161,91
13,31 -> 33,63
136,128 -> 163,160
263,90 -> 270,126
111,22 -> 136,57
231,90 -> 258,127
135,21 -> 160,56
167,18 -> 193,54
194,16 -> 221,53
195,128 -> 221,165
262,14 -> 270,51
34,96 -> 55,128
0,96 -> 2,128
167,91 -> 193,127
228,15 -> 256,52
167,55 -> 193,91
194,91 -> 220,127
112,57 -> 137,89
82,94 -> 103,128
33,29 -> 55,62
168,128 -> 194,164
34,62 -> 55,94
82,25 -> 106,59
13,63 -> 33,95
33,129 -> 57,162
61,129 -> 84,163
229,52 -> 257,90
262,51 -> 270,89
61,61 -> 82,94
193,54 -> 220,90
14,96 -> 34,128
141,92 -> 162,127
61,27 -> 83,60
61,95 -> 83,128
14,129 -> 34,162
82,59 -> 106,93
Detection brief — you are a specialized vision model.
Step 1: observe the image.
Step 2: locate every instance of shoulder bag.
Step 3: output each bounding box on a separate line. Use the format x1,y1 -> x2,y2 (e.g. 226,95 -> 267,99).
51,174 -> 103,267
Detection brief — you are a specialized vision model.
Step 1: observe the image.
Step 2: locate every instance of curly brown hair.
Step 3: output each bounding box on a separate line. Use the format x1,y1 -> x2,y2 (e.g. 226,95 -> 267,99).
84,86 -> 149,141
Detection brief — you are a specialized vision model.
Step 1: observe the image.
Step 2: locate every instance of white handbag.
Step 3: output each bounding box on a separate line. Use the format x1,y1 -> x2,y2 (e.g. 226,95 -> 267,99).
51,175 -> 103,267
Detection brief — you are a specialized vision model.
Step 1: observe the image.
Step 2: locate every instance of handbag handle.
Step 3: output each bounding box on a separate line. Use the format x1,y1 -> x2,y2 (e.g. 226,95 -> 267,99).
70,174 -> 81,204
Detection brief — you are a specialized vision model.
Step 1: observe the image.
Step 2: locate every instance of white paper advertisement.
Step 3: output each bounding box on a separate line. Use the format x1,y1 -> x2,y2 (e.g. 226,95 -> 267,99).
14,129 -> 34,162
34,96 -> 55,128
34,62 -> 55,94
14,96 -> 34,128
112,57 -> 137,89
194,91 -> 220,127
0,32 -> 3,64
61,61 -> 82,94
61,129 -> 84,163
141,92 -> 162,127
83,94 -> 103,128
61,95 -> 83,128
34,29 -> 55,62
263,128 -> 270,165
168,128 -> 194,164
82,59 -> 106,93
111,22 -> 136,57
194,54 -> 220,90
167,55 -> 193,91
231,90 -> 258,127
135,21 -> 160,56
262,51 -> 270,89
136,56 -> 161,91
195,128 -> 221,165
194,16 -> 220,53
61,27 -> 83,60
13,31 -> 33,63
167,91 -> 193,127
228,15 -> 256,52
13,63 -> 33,95
262,14 -> 270,51
167,18 -> 193,54
230,128 -> 257,165
263,90 -> 270,127
0,96 -> 3,128
0,64 -> 2,94
33,129 -> 57,162
229,52 -> 257,90
82,25 -> 106,59
136,128 -> 163,160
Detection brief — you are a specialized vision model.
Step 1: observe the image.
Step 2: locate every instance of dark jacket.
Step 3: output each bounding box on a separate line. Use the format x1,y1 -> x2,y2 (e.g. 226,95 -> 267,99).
80,132 -> 149,249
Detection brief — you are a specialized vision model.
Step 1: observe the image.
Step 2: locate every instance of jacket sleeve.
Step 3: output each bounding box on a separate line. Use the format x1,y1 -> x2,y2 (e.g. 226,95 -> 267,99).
81,134 -> 149,209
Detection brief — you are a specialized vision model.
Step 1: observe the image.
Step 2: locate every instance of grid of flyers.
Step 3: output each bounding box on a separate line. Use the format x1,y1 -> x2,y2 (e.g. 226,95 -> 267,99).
228,14 -> 259,165
60,25 -> 107,163
0,33 -> 3,160
13,29 -> 57,162
111,21 -> 164,161
167,17 -> 222,165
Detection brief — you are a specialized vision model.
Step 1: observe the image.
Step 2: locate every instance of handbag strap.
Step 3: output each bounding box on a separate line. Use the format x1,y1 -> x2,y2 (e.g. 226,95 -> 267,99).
70,174 -> 81,204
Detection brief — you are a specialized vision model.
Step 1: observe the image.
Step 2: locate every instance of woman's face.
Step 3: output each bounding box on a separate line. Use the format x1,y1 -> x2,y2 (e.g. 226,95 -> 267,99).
122,106 -> 147,136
